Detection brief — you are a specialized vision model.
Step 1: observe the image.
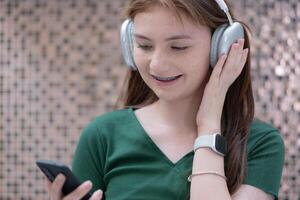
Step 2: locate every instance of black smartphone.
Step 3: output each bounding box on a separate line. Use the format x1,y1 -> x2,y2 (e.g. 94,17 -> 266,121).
36,159 -> 92,200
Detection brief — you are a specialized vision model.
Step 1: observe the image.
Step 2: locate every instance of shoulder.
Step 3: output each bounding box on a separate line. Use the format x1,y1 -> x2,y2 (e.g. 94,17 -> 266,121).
79,107 -> 133,140
249,118 -> 279,137
244,119 -> 285,199
92,108 -> 131,124
89,107 -> 133,129
247,118 -> 285,156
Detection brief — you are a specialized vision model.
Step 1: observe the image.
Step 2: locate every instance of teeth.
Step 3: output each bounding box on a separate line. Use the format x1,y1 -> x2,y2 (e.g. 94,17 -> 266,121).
153,75 -> 181,81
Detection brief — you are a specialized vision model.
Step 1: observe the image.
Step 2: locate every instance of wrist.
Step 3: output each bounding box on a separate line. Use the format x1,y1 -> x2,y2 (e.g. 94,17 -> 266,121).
197,125 -> 221,136
193,133 -> 227,156
196,118 -> 221,136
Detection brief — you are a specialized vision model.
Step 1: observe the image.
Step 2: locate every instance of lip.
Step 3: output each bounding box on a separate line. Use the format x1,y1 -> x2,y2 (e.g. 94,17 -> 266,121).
151,74 -> 183,86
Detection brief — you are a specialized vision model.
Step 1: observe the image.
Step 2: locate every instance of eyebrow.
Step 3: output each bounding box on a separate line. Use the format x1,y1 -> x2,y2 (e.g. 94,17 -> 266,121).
133,33 -> 193,41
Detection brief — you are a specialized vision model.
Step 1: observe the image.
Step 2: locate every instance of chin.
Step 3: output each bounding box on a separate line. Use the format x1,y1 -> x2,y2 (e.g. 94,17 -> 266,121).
153,89 -> 192,102
145,76 -> 204,102
153,85 -> 204,104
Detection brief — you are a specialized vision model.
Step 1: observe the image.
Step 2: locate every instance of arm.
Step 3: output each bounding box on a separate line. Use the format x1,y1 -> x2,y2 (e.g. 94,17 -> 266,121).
190,146 -> 230,200
190,39 -> 246,200
45,118 -> 106,200
189,38 -> 276,200
190,149 -> 274,200
190,147 -> 276,200
232,184 -> 274,200
72,118 -> 106,193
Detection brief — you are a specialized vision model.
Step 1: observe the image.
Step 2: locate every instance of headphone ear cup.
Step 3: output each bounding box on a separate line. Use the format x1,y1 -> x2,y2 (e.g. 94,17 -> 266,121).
120,19 -> 137,70
210,22 -> 245,68
210,24 -> 227,68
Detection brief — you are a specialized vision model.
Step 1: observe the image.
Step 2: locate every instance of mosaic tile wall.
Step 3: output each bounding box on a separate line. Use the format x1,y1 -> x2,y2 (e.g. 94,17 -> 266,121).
0,0 -> 299,199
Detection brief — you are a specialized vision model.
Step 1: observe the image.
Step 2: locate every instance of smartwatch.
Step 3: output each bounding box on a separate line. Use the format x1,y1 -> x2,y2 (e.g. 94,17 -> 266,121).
194,133 -> 227,156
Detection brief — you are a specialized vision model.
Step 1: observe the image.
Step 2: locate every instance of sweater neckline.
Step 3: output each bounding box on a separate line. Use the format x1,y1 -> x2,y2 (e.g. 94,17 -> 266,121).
127,106 -> 194,167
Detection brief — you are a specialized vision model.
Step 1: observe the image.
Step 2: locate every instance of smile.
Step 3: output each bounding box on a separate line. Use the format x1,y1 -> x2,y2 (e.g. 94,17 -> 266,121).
151,75 -> 182,82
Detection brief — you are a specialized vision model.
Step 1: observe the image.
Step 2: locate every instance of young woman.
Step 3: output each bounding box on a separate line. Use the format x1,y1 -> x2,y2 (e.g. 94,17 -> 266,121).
46,0 -> 285,199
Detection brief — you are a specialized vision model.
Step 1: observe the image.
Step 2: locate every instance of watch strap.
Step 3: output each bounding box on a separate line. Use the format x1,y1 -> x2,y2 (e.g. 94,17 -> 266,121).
194,133 -> 226,156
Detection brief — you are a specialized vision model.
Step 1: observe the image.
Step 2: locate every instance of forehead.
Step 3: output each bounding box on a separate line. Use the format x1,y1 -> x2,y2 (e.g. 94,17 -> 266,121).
133,5 -> 210,36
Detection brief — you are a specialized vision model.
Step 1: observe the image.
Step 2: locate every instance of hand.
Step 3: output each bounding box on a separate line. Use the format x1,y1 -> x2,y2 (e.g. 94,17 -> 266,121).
196,39 -> 249,135
45,173 -> 103,200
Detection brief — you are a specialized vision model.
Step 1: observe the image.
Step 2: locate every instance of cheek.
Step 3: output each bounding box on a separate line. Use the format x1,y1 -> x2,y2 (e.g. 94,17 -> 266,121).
185,49 -> 210,74
188,65 -> 209,86
133,49 -> 147,70
181,49 -> 211,88
190,37 -> 211,68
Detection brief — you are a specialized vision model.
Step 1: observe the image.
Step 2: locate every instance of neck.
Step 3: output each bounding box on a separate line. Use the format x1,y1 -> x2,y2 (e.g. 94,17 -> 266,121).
150,87 -> 205,135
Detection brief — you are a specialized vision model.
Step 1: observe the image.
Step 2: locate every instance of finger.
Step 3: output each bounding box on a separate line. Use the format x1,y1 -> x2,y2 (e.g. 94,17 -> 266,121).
235,39 -> 246,65
221,39 -> 245,78
63,180 -> 93,200
50,174 -> 65,200
222,48 -> 249,87
237,38 -> 245,50
89,189 -> 103,200
224,38 -> 245,71
45,178 -> 52,192
224,42 -> 240,70
211,54 -> 227,79
239,48 -> 249,72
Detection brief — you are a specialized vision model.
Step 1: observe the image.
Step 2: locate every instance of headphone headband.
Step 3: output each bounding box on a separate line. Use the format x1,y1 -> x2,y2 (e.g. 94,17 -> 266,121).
215,0 -> 233,25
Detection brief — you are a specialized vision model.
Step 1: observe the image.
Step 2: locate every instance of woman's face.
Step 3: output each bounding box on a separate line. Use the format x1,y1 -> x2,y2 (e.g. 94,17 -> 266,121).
133,5 -> 212,101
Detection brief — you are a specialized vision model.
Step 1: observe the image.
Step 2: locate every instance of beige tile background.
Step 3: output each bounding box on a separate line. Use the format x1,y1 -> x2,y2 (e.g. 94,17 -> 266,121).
0,0 -> 299,199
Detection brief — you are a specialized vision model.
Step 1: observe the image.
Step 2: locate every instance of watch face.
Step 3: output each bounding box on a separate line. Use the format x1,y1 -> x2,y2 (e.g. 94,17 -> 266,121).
215,134 -> 227,155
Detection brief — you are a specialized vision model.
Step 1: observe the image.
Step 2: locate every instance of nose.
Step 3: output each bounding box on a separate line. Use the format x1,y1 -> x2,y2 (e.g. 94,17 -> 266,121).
149,49 -> 170,73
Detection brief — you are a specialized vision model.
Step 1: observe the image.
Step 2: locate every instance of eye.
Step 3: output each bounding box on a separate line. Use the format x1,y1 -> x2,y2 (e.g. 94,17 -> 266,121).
171,46 -> 189,51
137,44 -> 152,51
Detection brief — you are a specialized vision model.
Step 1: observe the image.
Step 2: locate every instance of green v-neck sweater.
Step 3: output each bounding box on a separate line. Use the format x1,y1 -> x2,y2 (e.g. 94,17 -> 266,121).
72,107 -> 285,200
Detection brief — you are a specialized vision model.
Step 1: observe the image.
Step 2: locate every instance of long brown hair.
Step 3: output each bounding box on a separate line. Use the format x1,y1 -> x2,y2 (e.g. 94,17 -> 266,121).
115,0 -> 254,194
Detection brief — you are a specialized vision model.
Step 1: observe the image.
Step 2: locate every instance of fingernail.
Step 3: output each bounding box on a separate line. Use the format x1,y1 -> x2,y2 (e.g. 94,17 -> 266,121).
58,174 -> 65,181
95,189 -> 103,196
84,180 -> 92,187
